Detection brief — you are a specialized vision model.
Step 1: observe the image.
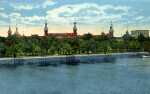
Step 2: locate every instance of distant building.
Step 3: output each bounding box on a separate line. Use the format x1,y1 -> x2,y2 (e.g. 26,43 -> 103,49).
7,19 -> 114,38
8,26 -> 12,36
13,24 -> 21,37
107,21 -> 114,37
44,20 -> 77,38
8,24 -> 21,37
86,21 -> 114,38
123,29 -> 131,38
131,30 -> 149,37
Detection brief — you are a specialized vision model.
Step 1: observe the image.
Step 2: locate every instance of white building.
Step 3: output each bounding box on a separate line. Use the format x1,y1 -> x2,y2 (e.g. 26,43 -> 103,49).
131,30 -> 149,37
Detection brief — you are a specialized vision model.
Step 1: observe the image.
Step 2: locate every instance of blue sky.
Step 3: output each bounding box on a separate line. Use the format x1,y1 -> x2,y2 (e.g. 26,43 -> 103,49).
0,0 -> 150,37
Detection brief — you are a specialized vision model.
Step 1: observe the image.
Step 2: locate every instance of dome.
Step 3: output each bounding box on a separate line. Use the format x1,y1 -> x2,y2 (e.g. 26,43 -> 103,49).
123,30 -> 131,38
45,22 -> 47,25
101,32 -> 105,34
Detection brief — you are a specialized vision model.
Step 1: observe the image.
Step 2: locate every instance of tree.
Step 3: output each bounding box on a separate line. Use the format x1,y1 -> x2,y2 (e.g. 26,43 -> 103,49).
88,38 -> 97,53
60,43 -> 73,55
33,46 -> 42,55
117,41 -> 125,52
95,35 -> 109,42
98,41 -> 111,54
138,34 -> 146,43
78,39 -> 86,54
83,33 -> 93,40
5,36 -> 16,46
129,40 -> 140,52
50,40 -> 60,55
71,38 -> 79,54
84,40 -> 91,54
0,37 -> 5,43
40,37 -> 49,54
109,39 -> 118,52
123,38 -> 130,51
141,41 -> 150,51
16,43 -> 26,56
0,43 -> 5,57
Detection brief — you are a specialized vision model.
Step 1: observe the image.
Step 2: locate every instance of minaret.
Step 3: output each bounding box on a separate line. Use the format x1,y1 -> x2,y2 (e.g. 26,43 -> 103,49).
101,28 -> 105,35
44,21 -> 48,36
8,21 -> 12,36
109,21 -> 114,37
73,18 -> 77,35
126,26 -> 129,34
14,24 -> 20,36
22,31 -> 25,36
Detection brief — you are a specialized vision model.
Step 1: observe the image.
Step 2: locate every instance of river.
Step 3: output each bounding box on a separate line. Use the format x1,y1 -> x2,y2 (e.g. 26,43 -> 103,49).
0,55 -> 150,94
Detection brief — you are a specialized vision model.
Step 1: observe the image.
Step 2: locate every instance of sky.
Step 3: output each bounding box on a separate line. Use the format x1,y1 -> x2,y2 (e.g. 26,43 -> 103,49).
0,0 -> 150,37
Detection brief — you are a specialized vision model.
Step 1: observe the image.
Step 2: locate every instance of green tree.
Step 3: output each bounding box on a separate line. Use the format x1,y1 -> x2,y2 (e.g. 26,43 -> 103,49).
79,39 -> 86,54
95,35 -> 109,42
83,33 -> 93,40
0,43 -> 5,57
99,41 -> 111,54
117,41 -> 125,52
141,41 -> 150,51
71,38 -> 79,54
16,43 -> 26,56
89,38 -> 97,53
40,37 -> 49,54
129,40 -> 140,52
33,46 -> 42,55
60,43 -> 73,55
109,39 -> 118,52
50,40 -> 61,55
123,38 -> 130,51
138,34 -> 146,43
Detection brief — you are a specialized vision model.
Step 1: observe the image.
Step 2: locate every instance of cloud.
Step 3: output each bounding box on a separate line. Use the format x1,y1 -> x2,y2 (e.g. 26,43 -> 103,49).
0,13 -> 8,18
9,0 -> 57,10
0,8 -> 4,10
0,3 -> 134,28
134,16 -> 144,20
140,17 -> 150,23
0,13 -> 21,18
9,15 -> 45,26
46,3 -> 131,24
42,0 -> 57,8
9,3 -> 40,10
10,13 -> 21,17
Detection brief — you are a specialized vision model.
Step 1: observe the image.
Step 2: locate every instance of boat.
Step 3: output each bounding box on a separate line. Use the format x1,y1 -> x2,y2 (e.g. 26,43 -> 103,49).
142,53 -> 150,58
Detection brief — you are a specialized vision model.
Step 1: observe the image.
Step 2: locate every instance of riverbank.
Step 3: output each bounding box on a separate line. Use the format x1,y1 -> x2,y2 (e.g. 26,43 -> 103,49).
0,52 -> 147,61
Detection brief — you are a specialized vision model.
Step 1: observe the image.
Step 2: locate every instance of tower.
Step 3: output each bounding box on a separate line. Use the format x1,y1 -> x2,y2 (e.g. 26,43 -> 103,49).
44,22 -> 48,36
14,24 -> 20,36
109,21 -> 114,37
73,18 -> 77,35
22,31 -> 25,36
126,26 -> 129,34
123,26 -> 131,38
101,28 -> 105,35
8,20 -> 12,36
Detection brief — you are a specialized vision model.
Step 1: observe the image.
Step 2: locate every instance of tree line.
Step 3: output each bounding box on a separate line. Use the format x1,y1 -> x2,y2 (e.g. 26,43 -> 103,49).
0,34 -> 150,57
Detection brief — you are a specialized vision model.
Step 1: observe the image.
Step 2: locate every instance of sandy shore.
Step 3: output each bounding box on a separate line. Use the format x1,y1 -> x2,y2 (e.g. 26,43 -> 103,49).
0,52 -> 147,61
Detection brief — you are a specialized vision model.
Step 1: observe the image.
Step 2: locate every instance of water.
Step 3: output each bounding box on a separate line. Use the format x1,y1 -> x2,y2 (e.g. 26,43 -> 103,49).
0,56 -> 150,94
